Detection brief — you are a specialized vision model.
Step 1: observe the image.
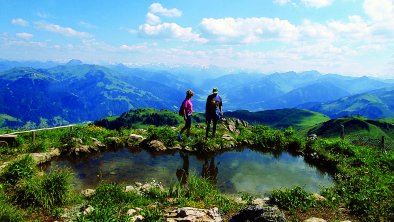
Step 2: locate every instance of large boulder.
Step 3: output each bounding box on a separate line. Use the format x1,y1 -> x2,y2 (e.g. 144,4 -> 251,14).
222,118 -> 249,134
166,207 -> 222,222
145,140 -> 167,152
127,134 -> 146,146
31,148 -> 61,164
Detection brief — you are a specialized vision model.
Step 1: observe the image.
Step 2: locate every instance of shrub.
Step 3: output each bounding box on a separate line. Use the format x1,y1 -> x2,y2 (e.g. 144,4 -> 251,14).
15,168 -> 73,210
146,126 -> 177,147
0,188 -> 25,222
270,186 -> 316,213
0,155 -> 36,186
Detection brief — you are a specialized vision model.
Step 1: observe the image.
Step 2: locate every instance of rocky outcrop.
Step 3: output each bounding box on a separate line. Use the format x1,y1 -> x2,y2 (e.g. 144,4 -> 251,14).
30,148 -> 61,164
230,205 -> 286,222
125,180 -> 164,195
166,207 -> 222,222
221,133 -> 237,149
145,140 -> 167,152
127,134 -> 146,146
221,118 -> 249,134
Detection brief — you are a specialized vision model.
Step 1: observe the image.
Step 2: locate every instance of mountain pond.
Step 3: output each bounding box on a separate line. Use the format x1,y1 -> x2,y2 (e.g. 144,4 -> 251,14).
42,147 -> 333,195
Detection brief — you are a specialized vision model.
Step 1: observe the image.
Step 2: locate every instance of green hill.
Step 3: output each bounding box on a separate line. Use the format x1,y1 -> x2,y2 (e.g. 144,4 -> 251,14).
308,87 -> 394,119
308,116 -> 394,144
224,108 -> 330,130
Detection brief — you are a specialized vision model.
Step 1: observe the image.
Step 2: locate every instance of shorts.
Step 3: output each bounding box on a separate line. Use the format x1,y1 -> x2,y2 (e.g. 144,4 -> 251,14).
185,114 -> 192,127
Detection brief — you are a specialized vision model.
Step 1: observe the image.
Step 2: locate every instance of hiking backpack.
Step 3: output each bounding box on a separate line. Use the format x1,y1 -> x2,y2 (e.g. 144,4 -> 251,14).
178,100 -> 185,116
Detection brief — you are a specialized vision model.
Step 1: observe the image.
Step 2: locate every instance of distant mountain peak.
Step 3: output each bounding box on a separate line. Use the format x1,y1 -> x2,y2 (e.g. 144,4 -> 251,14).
65,59 -> 83,66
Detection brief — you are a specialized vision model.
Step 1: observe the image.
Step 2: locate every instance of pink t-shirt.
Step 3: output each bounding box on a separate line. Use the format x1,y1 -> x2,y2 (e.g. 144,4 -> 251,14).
183,98 -> 193,115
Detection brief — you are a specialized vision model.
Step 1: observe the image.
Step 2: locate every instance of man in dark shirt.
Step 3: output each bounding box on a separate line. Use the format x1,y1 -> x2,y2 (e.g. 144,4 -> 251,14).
205,88 -> 223,139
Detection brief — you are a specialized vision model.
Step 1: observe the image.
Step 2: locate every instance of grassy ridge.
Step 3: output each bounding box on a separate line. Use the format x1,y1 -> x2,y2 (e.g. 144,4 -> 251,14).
308,116 -> 394,143
224,109 -> 329,130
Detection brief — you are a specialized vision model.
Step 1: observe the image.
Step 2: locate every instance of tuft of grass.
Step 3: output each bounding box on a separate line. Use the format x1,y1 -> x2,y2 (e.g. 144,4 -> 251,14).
146,126 -> 177,147
0,187 -> 25,222
14,168 -> 73,211
169,174 -> 241,214
270,186 -> 316,213
0,155 -> 37,186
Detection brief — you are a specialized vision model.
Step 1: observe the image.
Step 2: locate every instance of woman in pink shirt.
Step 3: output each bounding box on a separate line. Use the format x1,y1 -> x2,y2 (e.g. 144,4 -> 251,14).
178,90 -> 194,141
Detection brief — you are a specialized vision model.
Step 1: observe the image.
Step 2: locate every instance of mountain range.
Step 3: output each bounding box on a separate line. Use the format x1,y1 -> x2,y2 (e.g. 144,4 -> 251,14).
0,60 -> 393,128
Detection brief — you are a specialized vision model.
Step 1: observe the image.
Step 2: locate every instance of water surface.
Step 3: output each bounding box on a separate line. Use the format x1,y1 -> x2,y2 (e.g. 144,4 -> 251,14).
44,148 -> 332,195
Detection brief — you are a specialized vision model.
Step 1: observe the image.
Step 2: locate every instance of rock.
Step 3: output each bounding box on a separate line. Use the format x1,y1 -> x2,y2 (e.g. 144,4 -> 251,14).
71,137 -> 83,144
69,145 -> 91,156
0,161 -> 9,171
135,129 -> 147,134
230,206 -> 286,222
307,134 -> 318,141
169,144 -> 182,150
166,207 -> 222,222
128,134 -> 146,145
81,189 -> 95,197
312,193 -> 326,202
221,134 -> 236,149
106,137 -> 124,147
304,218 -> 326,222
221,118 -> 250,134
127,208 -> 137,215
146,140 -> 167,152
125,180 -> 164,195
252,197 -> 268,206
83,205 -> 95,215
31,148 -> 61,164
91,137 -> 106,150
184,146 -> 195,152
129,215 -> 144,221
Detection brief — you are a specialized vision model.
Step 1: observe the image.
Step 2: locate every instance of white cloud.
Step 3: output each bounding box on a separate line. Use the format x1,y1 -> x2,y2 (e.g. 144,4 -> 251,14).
120,44 -> 147,51
35,21 -> 92,38
16,32 -> 33,39
299,20 -> 335,41
11,18 -> 29,26
274,0 -> 292,5
363,0 -> 394,21
329,16 -> 369,36
139,23 -> 208,43
200,17 -> 299,43
146,12 -> 161,25
301,0 -> 334,8
149,3 -> 182,17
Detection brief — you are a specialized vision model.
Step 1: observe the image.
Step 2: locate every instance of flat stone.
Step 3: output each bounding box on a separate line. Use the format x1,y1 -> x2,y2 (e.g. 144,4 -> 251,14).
304,218 -> 326,222
81,189 -> 95,197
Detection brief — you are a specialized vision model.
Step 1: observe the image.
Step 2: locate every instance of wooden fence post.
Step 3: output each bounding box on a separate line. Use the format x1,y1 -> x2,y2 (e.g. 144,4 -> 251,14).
32,131 -> 36,143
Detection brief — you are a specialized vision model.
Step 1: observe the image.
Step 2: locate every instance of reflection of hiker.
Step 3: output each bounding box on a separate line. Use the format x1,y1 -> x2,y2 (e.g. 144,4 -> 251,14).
205,88 -> 223,139
178,90 -> 194,141
201,156 -> 218,184
176,152 -> 189,186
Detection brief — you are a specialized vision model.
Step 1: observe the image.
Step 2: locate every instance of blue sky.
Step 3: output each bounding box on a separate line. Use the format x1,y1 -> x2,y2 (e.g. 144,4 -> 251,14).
1,0 -> 394,78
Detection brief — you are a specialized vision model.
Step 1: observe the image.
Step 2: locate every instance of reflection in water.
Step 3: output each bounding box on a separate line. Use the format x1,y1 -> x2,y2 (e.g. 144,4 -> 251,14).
201,156 -> 218,184
42,147 -> 333,195
176,152 -> 189,186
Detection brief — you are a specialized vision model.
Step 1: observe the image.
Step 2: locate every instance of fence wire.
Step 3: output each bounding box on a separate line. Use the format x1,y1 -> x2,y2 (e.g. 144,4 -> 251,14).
344,134 -> 393,151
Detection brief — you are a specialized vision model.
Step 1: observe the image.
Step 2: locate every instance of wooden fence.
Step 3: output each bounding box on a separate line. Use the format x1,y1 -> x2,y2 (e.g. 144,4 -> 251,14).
0,125 -> 75,146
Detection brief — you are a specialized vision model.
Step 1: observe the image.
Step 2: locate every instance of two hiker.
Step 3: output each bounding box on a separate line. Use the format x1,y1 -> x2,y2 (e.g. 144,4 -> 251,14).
177,88 -> 223,140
